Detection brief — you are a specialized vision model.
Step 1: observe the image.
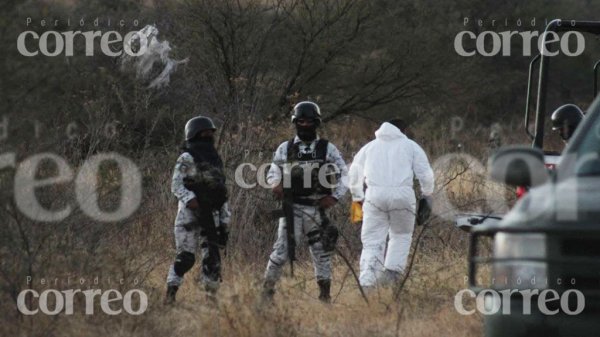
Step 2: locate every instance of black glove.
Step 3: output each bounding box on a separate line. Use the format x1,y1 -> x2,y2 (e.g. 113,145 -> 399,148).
216,223 -> 229,247
416,196 -> 433,226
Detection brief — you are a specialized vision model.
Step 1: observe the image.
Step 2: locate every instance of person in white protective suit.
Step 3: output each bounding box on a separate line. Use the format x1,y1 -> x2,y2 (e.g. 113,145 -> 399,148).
349,119 -> 434,287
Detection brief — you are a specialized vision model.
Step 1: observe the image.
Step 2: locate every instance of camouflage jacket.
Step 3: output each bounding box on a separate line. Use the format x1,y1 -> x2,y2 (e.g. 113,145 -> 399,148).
171,152 -> 231,227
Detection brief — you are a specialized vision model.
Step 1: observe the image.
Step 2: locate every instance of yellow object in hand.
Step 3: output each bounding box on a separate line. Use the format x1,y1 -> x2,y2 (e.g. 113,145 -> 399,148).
350,201 -> 363,223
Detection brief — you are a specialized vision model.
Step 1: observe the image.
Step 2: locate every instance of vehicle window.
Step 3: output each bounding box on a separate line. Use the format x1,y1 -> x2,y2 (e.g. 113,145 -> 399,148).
573,112 -> 600,176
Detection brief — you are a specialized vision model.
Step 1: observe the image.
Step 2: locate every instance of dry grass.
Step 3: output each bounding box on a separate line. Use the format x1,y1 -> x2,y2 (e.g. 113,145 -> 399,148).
5,249 -> 483,337
2,214 -> 484,337
1,117 -> 511,337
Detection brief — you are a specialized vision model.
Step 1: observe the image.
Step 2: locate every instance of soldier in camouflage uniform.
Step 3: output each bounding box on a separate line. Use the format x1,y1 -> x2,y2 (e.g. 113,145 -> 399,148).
165,116 -> 230,304
262,101 -> 348,303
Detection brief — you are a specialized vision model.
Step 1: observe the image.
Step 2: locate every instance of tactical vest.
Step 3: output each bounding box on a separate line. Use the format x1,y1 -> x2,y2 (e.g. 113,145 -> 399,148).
183,159 -> 228,211
285,138 -> 335,199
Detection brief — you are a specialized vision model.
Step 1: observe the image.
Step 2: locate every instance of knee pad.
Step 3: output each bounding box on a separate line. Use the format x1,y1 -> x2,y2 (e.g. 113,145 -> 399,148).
174,251 -> 195,277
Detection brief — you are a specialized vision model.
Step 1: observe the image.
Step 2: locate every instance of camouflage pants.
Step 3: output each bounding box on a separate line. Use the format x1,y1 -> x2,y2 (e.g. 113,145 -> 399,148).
166,224 -> 221,291
264,204 -> 332,283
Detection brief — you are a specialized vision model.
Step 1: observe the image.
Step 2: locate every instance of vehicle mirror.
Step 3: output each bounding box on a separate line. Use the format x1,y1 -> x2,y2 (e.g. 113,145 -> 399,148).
489,146 -> 549,187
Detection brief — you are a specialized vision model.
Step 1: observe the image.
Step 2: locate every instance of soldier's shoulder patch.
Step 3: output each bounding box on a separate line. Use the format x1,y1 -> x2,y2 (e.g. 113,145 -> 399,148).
176,153 -> 195,174
177,152 -> 194,164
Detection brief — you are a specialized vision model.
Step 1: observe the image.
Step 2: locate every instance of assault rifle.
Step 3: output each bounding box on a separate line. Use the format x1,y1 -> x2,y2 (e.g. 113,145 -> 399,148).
282,169 -> 296,277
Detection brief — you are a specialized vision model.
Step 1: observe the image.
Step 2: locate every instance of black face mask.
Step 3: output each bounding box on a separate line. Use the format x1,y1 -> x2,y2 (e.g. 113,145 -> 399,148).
296,124 -> 317,142
558,124 -> 575,142
197,135 -> 215,144
184,136 -> 222,169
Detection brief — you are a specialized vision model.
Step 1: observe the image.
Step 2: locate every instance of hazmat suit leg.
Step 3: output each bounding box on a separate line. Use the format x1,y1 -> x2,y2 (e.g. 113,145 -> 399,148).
384,194 -> 416,273
359,195 -> 390,286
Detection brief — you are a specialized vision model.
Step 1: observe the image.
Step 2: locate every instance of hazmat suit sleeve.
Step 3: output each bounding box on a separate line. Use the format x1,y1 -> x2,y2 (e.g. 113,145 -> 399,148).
326,143 -> 349,200
348,145 -> 368,202
171,152 -> 196,205
411,142 -> 435,196
266,141 -> 287,187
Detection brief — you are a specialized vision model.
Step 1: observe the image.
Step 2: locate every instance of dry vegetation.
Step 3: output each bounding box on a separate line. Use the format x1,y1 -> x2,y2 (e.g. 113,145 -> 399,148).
1,0 -> 571,335
0,118 -> 524,337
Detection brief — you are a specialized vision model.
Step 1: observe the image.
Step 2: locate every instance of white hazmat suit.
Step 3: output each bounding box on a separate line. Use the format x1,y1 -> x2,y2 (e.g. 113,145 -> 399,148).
349,122 -> 434,286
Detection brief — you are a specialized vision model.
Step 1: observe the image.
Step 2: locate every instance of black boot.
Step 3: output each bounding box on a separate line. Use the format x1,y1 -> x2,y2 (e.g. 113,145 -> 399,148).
318,279 -> 331,303
165,285 -> 178,304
